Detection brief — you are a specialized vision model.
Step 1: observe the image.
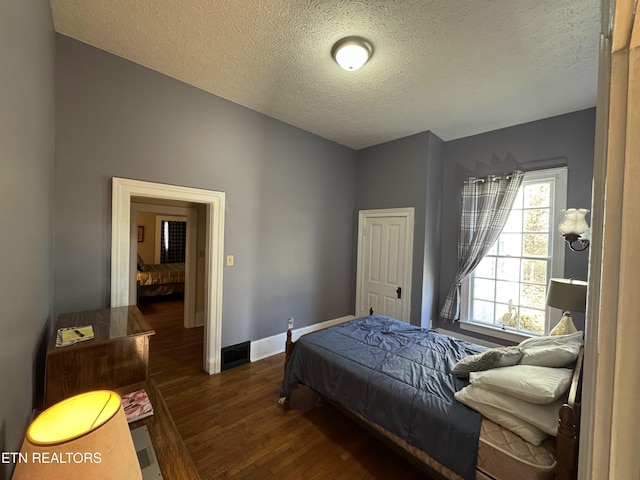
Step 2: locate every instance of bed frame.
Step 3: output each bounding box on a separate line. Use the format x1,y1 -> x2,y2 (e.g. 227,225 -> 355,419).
137,282 -> 184,298
282,309 -> 583,480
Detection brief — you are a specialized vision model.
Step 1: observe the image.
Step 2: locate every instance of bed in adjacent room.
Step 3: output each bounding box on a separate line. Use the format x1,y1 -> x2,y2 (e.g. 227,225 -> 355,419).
279,314 -> 583,480
136,255 -> 185,297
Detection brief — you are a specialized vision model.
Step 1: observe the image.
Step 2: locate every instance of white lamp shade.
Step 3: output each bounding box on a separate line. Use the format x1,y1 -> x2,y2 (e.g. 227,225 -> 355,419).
332,37 -> 373,71
558,208 -> 589,235
13,391 -> 141,480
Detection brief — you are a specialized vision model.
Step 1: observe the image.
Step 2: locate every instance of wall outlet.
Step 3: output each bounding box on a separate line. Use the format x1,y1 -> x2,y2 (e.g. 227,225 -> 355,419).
288,317 -> 294,329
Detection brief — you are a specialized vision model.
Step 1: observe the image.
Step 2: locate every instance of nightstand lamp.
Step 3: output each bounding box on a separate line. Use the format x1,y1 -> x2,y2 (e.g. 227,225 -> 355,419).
546,278 -> 588,334
13,390 -> 141,480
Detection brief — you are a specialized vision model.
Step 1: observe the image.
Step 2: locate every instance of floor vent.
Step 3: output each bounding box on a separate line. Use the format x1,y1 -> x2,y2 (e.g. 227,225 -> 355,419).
221,341 -> 251,371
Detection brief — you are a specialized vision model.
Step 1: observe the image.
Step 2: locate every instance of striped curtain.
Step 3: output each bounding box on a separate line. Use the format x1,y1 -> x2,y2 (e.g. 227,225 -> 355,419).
160,220 -> 186,263
440,171 -> 524,321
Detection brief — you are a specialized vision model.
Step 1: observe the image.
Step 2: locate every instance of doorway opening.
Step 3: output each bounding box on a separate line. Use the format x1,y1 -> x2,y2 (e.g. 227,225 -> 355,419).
111,177 -> 225,374
131,201 -> 198,329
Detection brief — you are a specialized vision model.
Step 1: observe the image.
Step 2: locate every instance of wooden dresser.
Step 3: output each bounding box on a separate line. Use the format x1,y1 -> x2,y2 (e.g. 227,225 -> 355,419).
45,305 -> 155,407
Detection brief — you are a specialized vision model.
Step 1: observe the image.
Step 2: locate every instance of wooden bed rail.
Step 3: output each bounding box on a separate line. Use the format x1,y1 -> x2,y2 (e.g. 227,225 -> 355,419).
284,328 -> 295,370
555,346 -> 584,480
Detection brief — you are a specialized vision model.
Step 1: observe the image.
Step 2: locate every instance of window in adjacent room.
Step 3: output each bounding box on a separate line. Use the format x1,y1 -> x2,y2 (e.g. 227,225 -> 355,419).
460,167 -> 567,339
160,220 -> 187,263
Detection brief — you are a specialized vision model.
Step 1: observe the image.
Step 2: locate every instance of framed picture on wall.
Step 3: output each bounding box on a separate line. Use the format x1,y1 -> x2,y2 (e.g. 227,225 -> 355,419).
137,226 -> 144,242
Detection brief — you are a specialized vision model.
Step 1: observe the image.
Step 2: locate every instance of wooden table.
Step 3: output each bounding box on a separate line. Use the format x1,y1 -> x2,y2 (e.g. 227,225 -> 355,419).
45,305 -> 155,406
116,380 -> 200,480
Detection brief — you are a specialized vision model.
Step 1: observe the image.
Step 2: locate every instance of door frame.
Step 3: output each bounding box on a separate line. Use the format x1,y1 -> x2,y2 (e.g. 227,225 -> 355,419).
111,177 -> 225,374
355,207 -> 414,322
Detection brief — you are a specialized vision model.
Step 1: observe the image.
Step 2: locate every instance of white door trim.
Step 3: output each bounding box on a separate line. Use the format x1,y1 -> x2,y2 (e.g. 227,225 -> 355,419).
112,177 -> 225,374
355,207 -> 414,322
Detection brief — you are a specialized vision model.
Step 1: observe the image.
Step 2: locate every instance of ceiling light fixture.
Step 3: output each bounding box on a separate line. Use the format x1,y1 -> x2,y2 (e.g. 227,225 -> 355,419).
332,37 -> 373,72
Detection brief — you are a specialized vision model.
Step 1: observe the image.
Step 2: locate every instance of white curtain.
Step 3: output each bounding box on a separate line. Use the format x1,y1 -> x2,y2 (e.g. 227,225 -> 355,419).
581,0 -> 640,478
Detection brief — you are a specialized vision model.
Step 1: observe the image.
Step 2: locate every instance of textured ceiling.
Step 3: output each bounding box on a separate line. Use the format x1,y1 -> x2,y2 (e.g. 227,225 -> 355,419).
50,0 -> 600,149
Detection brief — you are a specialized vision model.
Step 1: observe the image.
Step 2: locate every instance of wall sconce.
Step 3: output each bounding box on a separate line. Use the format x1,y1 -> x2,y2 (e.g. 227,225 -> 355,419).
558,208 -> 590,252
332,36 -> 373,71
13,390 -> 141,480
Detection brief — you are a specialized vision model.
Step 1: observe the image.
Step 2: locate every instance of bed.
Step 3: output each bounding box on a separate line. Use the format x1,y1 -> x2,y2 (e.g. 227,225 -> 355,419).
279,313 -> 582,480
136,258 -> 185,297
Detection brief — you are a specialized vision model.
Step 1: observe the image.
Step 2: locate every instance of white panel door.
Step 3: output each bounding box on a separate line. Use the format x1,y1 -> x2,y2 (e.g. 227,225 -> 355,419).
356,208 -> 414,322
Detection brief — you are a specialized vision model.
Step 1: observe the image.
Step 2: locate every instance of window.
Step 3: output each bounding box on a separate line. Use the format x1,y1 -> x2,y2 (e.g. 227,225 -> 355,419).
461,168 -> 567,338
160,220 -> 187,263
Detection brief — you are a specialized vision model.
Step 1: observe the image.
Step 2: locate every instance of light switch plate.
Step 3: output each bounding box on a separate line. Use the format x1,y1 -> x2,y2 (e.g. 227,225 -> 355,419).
226,255 -> 234,266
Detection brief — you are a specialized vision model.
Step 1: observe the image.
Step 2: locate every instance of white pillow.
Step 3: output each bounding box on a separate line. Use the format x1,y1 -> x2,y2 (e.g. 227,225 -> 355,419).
518,331 -> 583,367
455,384 -> 563,436
455,387 -> 548,445
469,365 -> 573,404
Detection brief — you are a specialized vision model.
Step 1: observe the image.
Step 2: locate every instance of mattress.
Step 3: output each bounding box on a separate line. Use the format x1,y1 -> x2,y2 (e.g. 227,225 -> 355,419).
136,263 -> 185,286
477,418 -> 556,480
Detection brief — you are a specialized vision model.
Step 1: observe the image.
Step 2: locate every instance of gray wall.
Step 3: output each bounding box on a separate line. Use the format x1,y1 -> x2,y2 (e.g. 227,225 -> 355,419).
438,108 -> 596,337
422,134 -> 445,324
355,131 -> 444,327
0,0 -> 55,475
54,36 -> 357,345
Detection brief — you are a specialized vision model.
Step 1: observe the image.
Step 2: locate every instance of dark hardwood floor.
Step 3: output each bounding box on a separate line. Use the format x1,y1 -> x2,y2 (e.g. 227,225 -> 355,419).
138,297 -> 433,479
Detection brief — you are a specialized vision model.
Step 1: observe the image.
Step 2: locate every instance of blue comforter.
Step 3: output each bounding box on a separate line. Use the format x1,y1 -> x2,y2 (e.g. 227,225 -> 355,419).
280,315 -> 486,479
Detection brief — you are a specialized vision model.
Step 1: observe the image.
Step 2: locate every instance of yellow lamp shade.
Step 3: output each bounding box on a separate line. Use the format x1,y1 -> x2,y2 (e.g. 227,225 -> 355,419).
13,390 -> 141,480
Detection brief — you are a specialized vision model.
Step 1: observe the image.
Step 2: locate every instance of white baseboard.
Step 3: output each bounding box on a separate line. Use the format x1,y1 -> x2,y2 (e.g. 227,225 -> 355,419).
194,311 -> 204,328
250,315 -> 356,362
